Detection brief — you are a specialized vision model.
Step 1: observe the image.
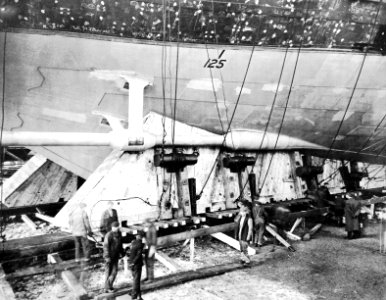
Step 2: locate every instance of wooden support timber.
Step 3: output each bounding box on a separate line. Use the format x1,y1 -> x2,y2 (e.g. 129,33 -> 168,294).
309,223 -> 323,236
95,261 -> 260,300
48,253 -> 88,300
154,252 -> 182,272
35,212 -> 56,224
203,225 -> 256,255
156,223 -> 236,248
21,214 -> 37,230
265,225 -> 295,252
0,265 -> 16,300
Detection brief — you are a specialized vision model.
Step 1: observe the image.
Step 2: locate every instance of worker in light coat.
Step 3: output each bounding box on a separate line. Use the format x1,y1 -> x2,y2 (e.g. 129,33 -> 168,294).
69,202 -> 93,262
252,199 -> 267,247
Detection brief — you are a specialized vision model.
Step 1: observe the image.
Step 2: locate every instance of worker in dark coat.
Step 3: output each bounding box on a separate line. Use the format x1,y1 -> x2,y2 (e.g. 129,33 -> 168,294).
69,202 -> 93,262
100,201 -> 119,238
345,193 -> 361,239
252,200 -> 267,247
235,200 -> 253,264
129,232 -> 145,300
103,221 -> 123,293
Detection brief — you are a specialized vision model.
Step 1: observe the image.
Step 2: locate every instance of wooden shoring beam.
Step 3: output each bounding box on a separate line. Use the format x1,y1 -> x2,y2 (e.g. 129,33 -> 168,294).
203,225 -> 256,255
21,214 -> 37,230
0,265 -> 16,300
35,212 -> 56,224
265,225 -> 295,252
289,218 -> 303,233
309,223 -> 322,236
154,252 -> 182,272
156,223 -> 236,248
95,261 -> 261,300
47,253 -> 88,300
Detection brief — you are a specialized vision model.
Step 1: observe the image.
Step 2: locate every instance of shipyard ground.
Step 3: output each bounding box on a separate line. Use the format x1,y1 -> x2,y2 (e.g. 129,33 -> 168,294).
5,221 -> 386,300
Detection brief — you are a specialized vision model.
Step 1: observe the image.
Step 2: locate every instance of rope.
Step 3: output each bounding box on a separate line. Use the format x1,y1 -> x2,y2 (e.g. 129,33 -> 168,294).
197,31 -> 258,197
322,0 -> 383,165
0,31 -> 7,248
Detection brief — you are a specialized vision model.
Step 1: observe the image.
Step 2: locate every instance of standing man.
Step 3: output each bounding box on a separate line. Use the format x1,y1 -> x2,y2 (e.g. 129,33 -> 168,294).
69,202 -> 93,262
100,201 -> 119,239
103,221 -> 123,293
345,192 -> 361,239
129,232 -> 145,300
251,199 -> 267,247
235,200 -> 253,264
144,219 -> 157,282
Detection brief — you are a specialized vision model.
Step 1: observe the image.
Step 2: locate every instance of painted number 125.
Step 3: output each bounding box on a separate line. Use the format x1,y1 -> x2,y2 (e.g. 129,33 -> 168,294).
203,50 -> 227,69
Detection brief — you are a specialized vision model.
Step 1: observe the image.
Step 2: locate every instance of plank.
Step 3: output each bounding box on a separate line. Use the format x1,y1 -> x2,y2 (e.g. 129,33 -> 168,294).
154,252 -> 182,272
21,214 -> 37,230
48,254 -> 88,300
35,212 -> 56,224
206,228 -> 256,255
265,225 -> 295,252
0,265 -> 16,300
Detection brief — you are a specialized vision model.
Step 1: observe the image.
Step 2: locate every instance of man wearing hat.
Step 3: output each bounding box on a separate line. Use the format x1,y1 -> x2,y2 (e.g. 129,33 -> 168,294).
69,202 -> 93,262
103,221 -> 123,293
100,201 -> 119,239
129,232 -> 145,300
345,192 -> 361,239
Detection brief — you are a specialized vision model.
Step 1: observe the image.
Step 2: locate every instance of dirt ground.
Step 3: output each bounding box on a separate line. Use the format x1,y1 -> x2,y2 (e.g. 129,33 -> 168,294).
6,221 -> 386,300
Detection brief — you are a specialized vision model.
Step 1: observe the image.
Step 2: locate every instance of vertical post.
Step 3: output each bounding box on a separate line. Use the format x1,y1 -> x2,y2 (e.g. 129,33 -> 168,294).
175,171 -> 184,218
237,171 -> 244,197
248,173 -> 256,197
188,178 -> 197,216
190,238 -> 195,262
